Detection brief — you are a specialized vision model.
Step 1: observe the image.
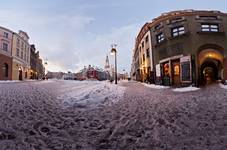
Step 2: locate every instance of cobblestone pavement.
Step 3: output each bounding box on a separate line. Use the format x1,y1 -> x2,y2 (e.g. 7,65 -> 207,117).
0,80 -> 227,150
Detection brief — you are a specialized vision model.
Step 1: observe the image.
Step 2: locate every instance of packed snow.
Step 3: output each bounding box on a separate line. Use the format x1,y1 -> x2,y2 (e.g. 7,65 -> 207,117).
219,82 -> 227,89
142,83 -> 170,89
0,80 -> 20,83
173,86 -> 200,92
57,80 -> 126,107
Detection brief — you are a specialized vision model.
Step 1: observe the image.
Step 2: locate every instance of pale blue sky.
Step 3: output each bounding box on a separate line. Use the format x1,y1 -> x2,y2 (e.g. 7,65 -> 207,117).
0,0 -> 226,73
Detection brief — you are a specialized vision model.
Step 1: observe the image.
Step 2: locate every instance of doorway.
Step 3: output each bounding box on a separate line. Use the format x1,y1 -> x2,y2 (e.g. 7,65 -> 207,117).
171,60 -> 181,87
201,60 -> 219,85
19,69 -> 22,80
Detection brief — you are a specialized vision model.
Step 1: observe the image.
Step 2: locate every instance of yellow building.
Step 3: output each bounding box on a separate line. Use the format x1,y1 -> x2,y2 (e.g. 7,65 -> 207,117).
12,30 -> 31,80
136,23 -> 153,82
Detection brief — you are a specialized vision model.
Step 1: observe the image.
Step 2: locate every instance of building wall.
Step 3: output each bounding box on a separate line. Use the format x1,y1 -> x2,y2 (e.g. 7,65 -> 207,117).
0,27 -> 13,80
12,32 -> 31,80
132,10 -> 227,86
0,54 -> 12,80
150,10 -> 227,86
135,23 -> 153,82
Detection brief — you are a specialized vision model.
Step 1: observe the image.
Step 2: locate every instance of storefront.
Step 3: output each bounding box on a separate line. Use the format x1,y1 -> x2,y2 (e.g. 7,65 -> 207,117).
156,55 -> 192,87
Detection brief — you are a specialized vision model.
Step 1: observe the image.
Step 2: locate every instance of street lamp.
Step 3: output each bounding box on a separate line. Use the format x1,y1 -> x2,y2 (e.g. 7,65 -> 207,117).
111,44 -> 117,84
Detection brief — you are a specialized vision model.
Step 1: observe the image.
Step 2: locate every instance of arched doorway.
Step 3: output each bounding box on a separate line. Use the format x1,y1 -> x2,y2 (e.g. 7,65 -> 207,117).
198,48 -> 223,85
19,67 -> 23,80
2,63 -> 8,79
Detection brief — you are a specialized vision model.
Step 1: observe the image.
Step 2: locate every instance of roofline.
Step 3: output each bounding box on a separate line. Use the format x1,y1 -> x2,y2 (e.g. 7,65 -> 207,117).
134,9 -> 227,49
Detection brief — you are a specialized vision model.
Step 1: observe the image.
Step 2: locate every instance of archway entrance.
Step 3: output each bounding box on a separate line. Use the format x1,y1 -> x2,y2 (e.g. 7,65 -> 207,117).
19,67 -> 22,80
198,48 -> 223,85
201,60 -> 219,84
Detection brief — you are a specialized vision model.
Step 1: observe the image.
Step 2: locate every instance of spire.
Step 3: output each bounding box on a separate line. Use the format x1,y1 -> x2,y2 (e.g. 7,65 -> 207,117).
105,55 -> 110,70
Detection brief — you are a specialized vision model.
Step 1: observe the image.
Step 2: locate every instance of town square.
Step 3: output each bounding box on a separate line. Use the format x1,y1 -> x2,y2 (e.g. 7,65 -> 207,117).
0,0 -> 227,149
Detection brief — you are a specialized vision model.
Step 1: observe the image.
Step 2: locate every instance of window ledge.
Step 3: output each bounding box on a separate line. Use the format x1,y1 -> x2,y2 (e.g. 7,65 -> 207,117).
169,32 -> 190,40
154,39 -> 167,47
197,31 -> 225,35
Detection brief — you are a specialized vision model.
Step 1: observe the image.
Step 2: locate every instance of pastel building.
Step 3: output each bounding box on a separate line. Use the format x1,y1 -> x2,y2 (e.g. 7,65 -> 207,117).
12,30 -> 31,80
0,26 -> 13,80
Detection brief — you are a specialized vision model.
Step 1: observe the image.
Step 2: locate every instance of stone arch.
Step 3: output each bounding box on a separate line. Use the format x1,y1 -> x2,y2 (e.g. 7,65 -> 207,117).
197,44 -> 224,85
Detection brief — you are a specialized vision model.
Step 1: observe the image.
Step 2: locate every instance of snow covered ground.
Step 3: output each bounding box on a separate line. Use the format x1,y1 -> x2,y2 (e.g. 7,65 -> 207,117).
57,80 -> 126,107
0,80 -> 20,83
219,82 -> 227,89
142,83 -> 170,89
173,86 -> 200,92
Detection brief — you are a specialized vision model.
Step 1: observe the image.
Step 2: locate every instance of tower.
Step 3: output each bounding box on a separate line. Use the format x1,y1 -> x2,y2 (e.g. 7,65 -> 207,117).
104,55 -> 110,71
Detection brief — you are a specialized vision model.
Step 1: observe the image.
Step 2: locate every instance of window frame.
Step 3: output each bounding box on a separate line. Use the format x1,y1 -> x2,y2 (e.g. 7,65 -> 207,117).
201,23 -> 219,32
2,43 -> 8,51
171,26 -> 185,37
156,32 -> 165,43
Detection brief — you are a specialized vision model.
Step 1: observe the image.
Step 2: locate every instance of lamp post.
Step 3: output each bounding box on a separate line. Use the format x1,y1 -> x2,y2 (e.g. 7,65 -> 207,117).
111,44 -> 117,84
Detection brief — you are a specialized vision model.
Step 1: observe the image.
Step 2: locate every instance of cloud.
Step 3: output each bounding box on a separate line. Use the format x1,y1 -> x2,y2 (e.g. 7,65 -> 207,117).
0,8 -> 142,73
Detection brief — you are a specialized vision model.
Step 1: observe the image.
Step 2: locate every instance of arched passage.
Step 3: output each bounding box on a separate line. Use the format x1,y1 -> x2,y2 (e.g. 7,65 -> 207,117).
198,48 -> 224,85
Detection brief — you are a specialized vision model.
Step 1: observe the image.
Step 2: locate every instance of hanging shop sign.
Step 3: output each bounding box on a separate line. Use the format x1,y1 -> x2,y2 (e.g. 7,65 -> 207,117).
156,64 -> 161,77
180,56 -> 191,82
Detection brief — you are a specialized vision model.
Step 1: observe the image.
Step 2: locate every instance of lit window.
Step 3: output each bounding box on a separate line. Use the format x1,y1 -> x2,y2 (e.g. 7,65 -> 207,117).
156,32 -> 165,43
174,65 -> 180,75
201,24 -> 219,32
172,26 -> 185,37
3,43 -> 8,51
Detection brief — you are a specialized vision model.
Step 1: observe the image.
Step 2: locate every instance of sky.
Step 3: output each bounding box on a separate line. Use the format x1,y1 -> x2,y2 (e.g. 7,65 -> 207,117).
0,0 -> 226,73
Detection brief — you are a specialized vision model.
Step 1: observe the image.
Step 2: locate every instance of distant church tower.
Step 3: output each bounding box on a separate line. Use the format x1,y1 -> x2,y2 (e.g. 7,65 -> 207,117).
104,55 -> 110,71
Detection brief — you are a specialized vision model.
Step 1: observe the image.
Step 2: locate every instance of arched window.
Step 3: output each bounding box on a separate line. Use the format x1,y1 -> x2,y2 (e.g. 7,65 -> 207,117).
2,63 -> 8,78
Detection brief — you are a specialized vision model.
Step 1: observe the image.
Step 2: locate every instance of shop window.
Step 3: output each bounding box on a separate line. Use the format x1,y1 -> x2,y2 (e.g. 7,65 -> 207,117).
172,26 -> 185,37
201,24 -> 219,32
2,63 -> 8,78
174,65 -> 180,75
163,63 -> 169,76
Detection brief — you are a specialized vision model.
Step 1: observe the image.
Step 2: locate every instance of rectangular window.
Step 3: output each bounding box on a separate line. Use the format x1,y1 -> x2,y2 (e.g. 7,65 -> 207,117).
143,54 -> 145,62
142,42 -> 144,48
21,50 -> 23,59
201,24 -> 219,32
16,49 -> 20,57
146,48 -> 150,58
3,32 -> 9,38
3,43 -> 8,51
17,39 -> 20,47
156,32 -> 165,43
172,26 -> 185,37
145,36 -> 149,43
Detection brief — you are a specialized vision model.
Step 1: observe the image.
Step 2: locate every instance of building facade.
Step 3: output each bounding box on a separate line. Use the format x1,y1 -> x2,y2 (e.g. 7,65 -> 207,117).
0,26 -> 13,80
12,30 -> 31,80
134,23 -> 154,83
132,10 -> 227,87
30,45 -> 45,79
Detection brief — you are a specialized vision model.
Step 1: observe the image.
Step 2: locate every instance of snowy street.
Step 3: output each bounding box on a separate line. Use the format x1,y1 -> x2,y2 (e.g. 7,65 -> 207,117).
0,80 -> 227,149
